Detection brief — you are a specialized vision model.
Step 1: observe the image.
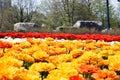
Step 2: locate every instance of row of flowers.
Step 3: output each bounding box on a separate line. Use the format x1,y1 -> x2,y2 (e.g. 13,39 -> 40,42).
0,32 -> 120,41
0,37 -> 120,80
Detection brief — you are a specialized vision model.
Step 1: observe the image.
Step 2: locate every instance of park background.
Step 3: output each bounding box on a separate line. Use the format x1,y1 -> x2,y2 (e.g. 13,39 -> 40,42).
0,0 -> 120,34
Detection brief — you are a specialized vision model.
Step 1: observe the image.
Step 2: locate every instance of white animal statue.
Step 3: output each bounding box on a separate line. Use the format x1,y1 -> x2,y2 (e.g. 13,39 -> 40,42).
14,22 -> 40,31
73,21 -> 102,31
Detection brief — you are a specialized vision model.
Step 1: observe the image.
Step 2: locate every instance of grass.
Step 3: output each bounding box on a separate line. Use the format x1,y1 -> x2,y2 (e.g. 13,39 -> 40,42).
52,27 -> 120,35
1,27 -> 120,35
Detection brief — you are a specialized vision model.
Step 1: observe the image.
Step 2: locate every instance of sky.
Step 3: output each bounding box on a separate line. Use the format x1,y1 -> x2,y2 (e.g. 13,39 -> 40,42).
12,0 -> 119,10
110,0 -> 120,9
37,0 -> 119,7
12,0 -> 118,6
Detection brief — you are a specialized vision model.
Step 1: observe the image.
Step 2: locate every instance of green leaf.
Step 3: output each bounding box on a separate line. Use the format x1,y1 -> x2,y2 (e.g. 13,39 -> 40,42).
40,71 -> 49,80
23,61 -> 33,69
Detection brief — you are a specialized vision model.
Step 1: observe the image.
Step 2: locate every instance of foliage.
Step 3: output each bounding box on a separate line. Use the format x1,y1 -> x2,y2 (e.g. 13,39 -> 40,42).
92,0 -> 116,28
40,0 -> 98,27
0,0 -> 118,31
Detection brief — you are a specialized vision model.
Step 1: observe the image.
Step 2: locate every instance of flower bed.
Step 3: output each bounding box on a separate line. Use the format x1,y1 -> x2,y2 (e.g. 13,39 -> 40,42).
0,32 -> 120,80
0,32 -> 120,41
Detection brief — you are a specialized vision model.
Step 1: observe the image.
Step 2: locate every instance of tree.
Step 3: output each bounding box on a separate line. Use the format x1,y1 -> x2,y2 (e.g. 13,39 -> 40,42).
39,0 -> 76,27
0,0 -> 41,31
78,0 -> 96,20
92,0 -> 116,28
116,3 -> 120,27
12,0 -> 39,22
39,0 -> 99,28
0,0 -> 11,29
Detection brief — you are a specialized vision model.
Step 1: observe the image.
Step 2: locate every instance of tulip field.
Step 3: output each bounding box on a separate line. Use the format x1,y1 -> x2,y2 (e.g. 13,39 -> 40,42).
0,32 -> 120,80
